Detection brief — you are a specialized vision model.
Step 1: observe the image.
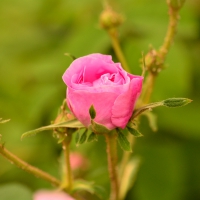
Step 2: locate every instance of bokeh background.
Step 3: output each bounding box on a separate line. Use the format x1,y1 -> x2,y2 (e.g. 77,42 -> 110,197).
0,0 -> 200,199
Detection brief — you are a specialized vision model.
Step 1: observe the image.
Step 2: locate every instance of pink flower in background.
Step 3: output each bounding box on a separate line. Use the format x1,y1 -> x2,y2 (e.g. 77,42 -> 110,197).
62,53 -> 143,130
33,190 -> 75,200
70,152 -> 88,170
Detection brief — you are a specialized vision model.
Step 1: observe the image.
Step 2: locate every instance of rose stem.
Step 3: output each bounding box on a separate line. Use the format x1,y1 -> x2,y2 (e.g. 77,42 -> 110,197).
108,29 -> 131,73
105,132 -> 119,200
0,143 -> 60,186
119,3 -> 181,193
145,4 -> 180,102
62,135 -> 73,190
158,4 -> 180,61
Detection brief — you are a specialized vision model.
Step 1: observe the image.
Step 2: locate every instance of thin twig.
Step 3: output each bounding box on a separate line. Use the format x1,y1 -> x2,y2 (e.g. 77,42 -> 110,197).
0,144 -> 60,186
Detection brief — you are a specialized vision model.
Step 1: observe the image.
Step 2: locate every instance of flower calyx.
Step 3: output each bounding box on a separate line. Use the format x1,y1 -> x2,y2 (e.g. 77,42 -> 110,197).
144,48 -> 165,75
99,5 -> 123,32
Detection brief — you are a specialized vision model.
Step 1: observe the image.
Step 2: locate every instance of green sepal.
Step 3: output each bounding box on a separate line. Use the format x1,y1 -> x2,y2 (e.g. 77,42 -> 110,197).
75,129 -> 87,146
162,98 -> 192,108
89,105 -> 96,119
21,119 -> 84,140
126,122 -> 143,137
64,53 -> 77,60
127,126 -> 143,137
72,180 -> 106,200
117,129 -> 132,152
87,132 -> 98,142
91,120 -> 111,134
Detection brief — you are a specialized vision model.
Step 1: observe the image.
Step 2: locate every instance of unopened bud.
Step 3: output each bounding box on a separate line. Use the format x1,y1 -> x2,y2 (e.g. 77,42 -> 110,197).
163,98 -> 192,108
99,7 -> 123,30
167,0 -> 185,10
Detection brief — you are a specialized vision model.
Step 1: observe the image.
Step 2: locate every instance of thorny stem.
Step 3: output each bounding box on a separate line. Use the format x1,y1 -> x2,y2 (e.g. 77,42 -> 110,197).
140,73 -> 156,105
108,29 -> 131,73
0,143 -> 60,186
159,6 -> 179,61
119,4 -> 181,198
62,135 -> 73,190
105,132 -> 119,200
142,4 -> 180,104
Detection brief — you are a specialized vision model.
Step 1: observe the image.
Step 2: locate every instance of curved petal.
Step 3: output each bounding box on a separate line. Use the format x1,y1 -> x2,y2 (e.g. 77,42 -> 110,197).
62,54 -> 115,87
111,76 -> 143,128
67,87 -> 119,129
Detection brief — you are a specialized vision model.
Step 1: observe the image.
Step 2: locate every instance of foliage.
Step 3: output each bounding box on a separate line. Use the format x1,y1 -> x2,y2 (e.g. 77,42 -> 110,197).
0,0 -> 200,200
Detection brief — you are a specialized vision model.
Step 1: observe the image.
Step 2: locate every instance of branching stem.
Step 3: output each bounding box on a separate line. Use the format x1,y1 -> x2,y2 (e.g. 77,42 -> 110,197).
0,144 -> 60,186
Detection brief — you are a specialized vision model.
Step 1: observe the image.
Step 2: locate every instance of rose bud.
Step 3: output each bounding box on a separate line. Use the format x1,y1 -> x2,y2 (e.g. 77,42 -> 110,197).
62,53 -> 143,130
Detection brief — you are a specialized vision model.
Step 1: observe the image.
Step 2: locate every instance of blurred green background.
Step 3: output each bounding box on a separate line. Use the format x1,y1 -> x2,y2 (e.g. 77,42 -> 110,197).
0,0 -> 200,199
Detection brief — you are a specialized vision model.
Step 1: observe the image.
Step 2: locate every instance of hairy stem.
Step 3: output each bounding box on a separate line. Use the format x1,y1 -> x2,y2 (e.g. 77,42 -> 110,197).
140,73 -> 156,105
0,144 -> 60,186
62,135 -> 73,190
105,132 -> 119,200
159,6 -> 179,61
108,29 -> 131,73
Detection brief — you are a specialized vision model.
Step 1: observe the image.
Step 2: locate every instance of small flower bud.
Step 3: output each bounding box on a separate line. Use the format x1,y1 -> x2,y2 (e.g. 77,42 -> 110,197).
163,98 -> 192,108
99,7 -> 123,30
89,105 -> 96,119
144,49 -> 157,69
144,49 -> 163,74
167,0 -> 185,10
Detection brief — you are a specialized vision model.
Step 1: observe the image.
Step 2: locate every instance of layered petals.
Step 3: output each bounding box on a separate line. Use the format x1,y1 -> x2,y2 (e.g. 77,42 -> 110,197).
62,53 -> 143,130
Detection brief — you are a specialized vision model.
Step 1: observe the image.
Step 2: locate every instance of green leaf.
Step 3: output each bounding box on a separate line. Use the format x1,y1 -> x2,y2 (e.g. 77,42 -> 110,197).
162,98 -> 192,108
89,105 -> 96,119
127,122 -> 143,137
21,119 -> 84,140
87,132 -> 98,142
91,120 -> 111,134
0,183 -> 32,200
0,118 -> 10,124
72,180 -> 106,200
76,129 -> 87,146
117,129 -> 132,152
144,111 -> 158,132
127,127 -> 143,137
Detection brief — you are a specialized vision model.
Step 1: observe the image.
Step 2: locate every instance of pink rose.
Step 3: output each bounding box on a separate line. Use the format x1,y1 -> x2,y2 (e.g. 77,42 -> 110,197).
70,152 -> 88,170
62,53 -> 143,130
33,190 -> 75,200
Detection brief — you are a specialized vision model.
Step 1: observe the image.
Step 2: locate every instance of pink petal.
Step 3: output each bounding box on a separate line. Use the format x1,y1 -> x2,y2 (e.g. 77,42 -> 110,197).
62,54 -> 115,87
67,87 -> 119,129
111,76 -> 143,128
